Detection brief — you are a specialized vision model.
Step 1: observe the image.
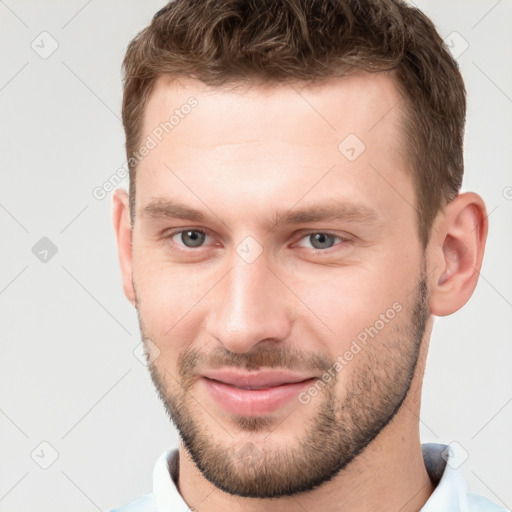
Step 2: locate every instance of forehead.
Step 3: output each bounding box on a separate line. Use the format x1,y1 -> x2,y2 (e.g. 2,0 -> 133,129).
143,72 -> 405,150
136,72 -> 414,230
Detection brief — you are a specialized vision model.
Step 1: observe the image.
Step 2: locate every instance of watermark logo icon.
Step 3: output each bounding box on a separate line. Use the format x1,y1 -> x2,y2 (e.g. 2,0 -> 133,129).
237,442 -> 263,469
338,134 -> 366,162
31,441 -> 59,469
443,31 -> 469,59
441,441 -> 469,469
32,237 -> 58,263
31,32 -> 59,60
133,340 -> 161,366
236,236 -> 263,264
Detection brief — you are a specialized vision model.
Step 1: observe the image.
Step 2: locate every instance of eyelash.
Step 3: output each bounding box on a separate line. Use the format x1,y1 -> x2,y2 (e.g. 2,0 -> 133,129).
166,229 -> 350,253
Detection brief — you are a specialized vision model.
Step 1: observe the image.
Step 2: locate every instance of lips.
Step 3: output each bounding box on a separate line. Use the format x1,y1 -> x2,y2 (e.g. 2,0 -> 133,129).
201,369 -> 317,416
202,369 -> 315,389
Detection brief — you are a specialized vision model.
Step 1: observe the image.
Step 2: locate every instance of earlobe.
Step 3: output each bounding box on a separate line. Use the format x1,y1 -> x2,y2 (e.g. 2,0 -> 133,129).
428,193 -> 488,316
112,188 -> 136,305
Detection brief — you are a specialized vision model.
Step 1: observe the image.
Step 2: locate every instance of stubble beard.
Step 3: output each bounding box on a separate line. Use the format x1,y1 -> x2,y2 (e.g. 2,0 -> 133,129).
137,276 -> 429,498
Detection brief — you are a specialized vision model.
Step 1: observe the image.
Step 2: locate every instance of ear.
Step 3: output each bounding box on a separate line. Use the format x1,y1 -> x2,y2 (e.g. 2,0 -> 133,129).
112,188 -> 135,305
427,192 -> 488,316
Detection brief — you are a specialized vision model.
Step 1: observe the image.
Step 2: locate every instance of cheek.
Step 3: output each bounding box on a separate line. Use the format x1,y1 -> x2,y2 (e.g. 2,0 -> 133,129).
284,258 -> 415,355
133,255 -> 211,341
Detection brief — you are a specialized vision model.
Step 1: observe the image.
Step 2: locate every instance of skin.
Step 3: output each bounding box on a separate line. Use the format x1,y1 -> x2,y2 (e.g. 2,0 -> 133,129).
113,72 -> 487,512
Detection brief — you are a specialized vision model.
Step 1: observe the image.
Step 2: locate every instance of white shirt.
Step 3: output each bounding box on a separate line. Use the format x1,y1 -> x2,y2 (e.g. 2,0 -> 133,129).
107,444 -> 507,512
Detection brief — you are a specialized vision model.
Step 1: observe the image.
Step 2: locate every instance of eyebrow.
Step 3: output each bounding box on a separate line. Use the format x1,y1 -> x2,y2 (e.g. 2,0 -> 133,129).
142,199 -> 206,222
141,198 -> 379,228
268,202 -> 380,229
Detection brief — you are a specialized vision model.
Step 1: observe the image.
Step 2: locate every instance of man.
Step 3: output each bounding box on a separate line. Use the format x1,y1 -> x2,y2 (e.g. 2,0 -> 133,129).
109,0 -> 503,510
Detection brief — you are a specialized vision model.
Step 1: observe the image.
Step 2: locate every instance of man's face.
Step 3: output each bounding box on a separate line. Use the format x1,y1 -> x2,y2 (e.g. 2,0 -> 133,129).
130,73 -> 429,497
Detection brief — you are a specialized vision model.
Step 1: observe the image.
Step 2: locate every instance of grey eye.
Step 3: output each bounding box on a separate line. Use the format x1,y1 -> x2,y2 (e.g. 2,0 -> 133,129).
177,230 -> 207,247
308,233 -> 337,249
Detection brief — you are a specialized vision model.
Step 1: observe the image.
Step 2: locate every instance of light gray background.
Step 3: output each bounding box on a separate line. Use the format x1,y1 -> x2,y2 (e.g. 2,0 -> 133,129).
1,1 -> 511,511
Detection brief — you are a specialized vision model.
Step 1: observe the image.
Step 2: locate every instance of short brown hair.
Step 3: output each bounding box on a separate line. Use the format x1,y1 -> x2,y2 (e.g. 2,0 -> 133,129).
122,0 -> 466,246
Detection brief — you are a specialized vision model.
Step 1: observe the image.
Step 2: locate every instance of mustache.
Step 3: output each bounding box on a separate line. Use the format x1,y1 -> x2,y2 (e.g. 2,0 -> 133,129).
175,345 -> 333,380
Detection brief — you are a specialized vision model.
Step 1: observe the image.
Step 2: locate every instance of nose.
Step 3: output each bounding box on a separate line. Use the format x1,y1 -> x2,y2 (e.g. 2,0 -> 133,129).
206,255 -> 293,354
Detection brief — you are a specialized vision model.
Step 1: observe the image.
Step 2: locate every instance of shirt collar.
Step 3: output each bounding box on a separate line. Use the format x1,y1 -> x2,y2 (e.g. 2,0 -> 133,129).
153,448 -> 189,512
420,443 -> 470,511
